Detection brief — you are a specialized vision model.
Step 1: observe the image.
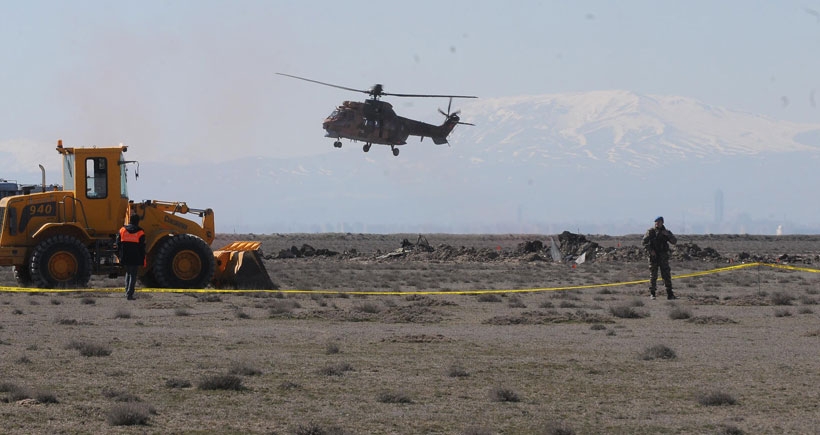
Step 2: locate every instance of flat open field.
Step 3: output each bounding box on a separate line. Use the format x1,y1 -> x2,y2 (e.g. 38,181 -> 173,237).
1,233 -> 819,434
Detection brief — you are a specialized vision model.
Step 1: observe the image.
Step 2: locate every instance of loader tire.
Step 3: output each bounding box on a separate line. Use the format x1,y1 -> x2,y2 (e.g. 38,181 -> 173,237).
138,269 -> 159,288
29,235 -> 92,288
13,265 -> 32,286
153,234 -> 215,289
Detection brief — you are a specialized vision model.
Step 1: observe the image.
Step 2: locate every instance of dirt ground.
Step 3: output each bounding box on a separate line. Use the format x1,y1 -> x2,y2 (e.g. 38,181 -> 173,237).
1,233 -> 819,434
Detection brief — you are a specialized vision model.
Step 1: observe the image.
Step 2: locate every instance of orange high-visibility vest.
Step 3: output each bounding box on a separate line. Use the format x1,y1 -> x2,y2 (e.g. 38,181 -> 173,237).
119,227 -> 145,243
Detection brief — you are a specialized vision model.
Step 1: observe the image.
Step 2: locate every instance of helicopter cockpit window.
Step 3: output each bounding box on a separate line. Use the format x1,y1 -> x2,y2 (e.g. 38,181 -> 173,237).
85,157 -> 108,199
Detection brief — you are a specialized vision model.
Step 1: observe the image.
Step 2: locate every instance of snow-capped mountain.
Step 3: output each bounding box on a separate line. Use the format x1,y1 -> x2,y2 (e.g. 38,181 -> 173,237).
453,91 -> 819,168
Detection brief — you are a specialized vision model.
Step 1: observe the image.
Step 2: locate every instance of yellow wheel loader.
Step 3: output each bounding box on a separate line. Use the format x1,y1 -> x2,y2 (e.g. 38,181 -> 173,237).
0,141 -> 274,289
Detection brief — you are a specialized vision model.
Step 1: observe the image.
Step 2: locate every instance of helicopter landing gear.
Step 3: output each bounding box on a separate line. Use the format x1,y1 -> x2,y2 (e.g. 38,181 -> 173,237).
363,143 -> 371,152
333,140 -> 342,148
391,146 -> 399,157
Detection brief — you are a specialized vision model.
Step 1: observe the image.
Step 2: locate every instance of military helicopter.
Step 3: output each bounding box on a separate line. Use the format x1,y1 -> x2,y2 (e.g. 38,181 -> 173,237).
276,73 -> 476,156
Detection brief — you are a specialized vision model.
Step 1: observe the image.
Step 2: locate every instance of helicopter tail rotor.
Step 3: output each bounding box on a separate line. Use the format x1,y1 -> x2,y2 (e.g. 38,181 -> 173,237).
439,97 -> 472,125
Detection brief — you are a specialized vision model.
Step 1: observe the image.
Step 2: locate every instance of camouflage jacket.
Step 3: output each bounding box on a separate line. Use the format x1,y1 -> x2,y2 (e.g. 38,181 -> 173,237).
642,226 -> 677,255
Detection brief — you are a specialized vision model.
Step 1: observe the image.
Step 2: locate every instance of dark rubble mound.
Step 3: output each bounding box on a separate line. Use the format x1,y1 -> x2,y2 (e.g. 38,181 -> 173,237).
672,243 -> 723,261
516,240 -> 544,254
275,244 -> 338,259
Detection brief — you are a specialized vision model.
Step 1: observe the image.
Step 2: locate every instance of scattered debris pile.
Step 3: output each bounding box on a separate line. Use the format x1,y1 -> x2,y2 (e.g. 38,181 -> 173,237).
424,245 -> 501,262
557,231 -> 602,262
265,232 -> 816,265
595,245 -> 646,262
377,235 -> 436,259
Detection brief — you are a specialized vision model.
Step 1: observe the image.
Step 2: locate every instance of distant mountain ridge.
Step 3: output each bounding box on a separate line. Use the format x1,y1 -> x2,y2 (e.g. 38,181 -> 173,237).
453,91 -> 820,168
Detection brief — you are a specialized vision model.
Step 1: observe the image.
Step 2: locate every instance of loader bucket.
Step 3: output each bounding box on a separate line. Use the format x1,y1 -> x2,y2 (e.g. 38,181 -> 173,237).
212,242 -> 277,290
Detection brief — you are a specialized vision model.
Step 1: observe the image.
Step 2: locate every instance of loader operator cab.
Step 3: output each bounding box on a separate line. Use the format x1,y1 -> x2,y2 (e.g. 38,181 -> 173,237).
56,141 -> 131,236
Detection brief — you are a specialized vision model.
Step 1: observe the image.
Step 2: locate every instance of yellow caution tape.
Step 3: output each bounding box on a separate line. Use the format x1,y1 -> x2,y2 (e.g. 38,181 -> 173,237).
1,262 -> 817,295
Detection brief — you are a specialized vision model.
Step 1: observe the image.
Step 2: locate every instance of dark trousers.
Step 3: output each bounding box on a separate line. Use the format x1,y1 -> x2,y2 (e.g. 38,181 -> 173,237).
649,254 -> 673,295
124,265 -> 139,298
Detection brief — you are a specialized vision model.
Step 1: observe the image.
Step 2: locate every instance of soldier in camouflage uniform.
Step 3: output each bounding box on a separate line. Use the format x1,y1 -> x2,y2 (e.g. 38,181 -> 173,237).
642,216 -> 677,300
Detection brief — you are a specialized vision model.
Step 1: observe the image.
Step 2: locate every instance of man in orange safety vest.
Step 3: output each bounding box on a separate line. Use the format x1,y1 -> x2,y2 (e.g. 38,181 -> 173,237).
115,213 -> 146,300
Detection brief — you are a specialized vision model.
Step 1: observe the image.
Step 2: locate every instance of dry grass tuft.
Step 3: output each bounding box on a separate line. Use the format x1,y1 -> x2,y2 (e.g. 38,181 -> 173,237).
325,342 -> 341,355
353,302 -> 381,314
55,317 -> 79,325
279,381 -> 301,391
717,424 -> 745,435
33,389 -> 59,404
447,363 -> 470,378
102,388 -> 141,402
773,308 -> 792,317
228,361 -> 262,376
539,420 -> 576,435
66,339 -> 111,357
197,374 -> 245,391
769,291 -> 794,306
799,295 -> 817,305
687,315 -> 736,325
489,386 -> 520,402
696,390 -> 737,406
269,299 -> 301,316
293,422 -> 349,435
376,389 -> 413,404
508,296 -> 527,308
196,294 -> 222,303
318,362 -> 353,377
113,308 -> 131,319
165,378 -> 192,389
717,424 -> 746,435
609,305 -> 648,319
462,427 -> 494,435
668,305 -> 692,320
106,403 -> 151,426
477,294 -> 502,303
0,383 -> 58,404
639,344 -> 677,360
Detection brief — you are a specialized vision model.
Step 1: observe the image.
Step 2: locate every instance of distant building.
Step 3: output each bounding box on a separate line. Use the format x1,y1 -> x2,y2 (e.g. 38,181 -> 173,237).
0,179 -> 22,199
0,179 -> 62,199
714,189 -> 724,224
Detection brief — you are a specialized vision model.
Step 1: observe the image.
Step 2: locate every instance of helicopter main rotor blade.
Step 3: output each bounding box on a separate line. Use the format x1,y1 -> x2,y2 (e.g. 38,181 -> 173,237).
277,72 -> 477,99
384,91 -> 477,99
275,73 -> 370,95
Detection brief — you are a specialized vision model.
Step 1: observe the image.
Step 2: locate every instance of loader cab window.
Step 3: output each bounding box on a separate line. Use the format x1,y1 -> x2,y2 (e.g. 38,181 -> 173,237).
63,154 -> 75,191
119,155 -> 128,198
85,157 -> 108,199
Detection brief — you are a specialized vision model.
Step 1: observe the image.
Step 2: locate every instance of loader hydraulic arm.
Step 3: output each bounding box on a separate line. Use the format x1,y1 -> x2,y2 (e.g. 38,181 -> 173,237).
129,200 -> 215,246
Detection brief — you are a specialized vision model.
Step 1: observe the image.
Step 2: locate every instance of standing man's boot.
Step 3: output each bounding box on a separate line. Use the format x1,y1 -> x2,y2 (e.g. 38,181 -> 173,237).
666,289 -> 677,300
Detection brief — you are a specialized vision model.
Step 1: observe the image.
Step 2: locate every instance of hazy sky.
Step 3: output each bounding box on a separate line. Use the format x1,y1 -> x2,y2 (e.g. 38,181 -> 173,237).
1,0 -> 818,168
